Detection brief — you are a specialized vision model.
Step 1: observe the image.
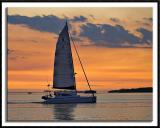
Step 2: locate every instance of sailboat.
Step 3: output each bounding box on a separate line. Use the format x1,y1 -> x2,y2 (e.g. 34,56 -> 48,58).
41,21 -> 96,104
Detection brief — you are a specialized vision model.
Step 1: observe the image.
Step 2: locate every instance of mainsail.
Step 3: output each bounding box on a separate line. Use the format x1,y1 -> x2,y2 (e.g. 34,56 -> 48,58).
53,22 -> 76,90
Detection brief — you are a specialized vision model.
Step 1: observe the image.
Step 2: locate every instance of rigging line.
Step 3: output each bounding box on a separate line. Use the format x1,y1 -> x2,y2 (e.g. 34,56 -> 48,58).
68,31 -> 93,92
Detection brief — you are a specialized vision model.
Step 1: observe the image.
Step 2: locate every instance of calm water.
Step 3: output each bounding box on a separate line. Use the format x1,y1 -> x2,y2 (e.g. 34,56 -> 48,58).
7,91 -> 152,121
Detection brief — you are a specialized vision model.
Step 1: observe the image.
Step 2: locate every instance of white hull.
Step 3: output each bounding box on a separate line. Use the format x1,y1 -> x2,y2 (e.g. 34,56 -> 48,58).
43,95 -> 96,104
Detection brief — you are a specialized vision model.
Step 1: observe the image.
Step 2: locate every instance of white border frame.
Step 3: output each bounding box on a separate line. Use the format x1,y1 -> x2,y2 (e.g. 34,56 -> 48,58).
2,2 -> 158,126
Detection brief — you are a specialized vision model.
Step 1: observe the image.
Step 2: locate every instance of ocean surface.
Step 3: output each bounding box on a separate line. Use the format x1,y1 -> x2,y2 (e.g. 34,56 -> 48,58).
7,90 -> 152,122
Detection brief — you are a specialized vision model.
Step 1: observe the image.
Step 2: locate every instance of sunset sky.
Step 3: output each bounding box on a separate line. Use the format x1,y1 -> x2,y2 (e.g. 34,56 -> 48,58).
8,7 -> 153,91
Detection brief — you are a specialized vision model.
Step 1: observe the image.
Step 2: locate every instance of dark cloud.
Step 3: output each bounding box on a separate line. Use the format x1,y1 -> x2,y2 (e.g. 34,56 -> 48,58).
8,15 -> 88,34
70,15 -> 87,22
110,18 -> 120,23
80,23 -> 147,47
8,15 -> 65,34
136,28 -> 152,45
8,15 -> 152,48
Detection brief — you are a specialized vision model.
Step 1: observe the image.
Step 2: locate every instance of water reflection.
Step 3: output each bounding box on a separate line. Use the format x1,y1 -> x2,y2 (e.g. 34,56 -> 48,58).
53,104 -> 77,121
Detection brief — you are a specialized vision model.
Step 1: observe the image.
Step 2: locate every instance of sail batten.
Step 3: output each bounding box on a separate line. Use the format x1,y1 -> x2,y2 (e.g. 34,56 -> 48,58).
53,22 -> 76,90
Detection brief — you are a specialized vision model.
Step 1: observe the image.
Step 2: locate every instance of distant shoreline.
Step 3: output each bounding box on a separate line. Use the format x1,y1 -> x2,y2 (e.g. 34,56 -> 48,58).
108,87 -> 152,93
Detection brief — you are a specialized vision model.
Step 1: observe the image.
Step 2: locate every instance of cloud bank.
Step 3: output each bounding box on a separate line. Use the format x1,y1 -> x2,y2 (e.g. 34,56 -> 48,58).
80,23 -> 152,47
8,15 -> 152,48
8,15 -> 65,34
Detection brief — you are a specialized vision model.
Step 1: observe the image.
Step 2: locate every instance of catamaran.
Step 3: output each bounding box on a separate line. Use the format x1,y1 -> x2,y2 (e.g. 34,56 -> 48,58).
42,21 -> 96,104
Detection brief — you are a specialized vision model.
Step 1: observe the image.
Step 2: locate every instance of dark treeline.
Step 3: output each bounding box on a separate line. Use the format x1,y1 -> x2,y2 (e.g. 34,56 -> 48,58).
108,87 -> 152,93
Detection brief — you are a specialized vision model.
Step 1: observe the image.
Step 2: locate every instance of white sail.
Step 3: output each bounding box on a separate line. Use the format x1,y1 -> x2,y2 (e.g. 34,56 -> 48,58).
53,22 -> 76,90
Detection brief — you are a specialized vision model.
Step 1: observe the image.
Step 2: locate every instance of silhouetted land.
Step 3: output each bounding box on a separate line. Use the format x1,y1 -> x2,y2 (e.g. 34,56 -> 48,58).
108,87 -> 152,93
